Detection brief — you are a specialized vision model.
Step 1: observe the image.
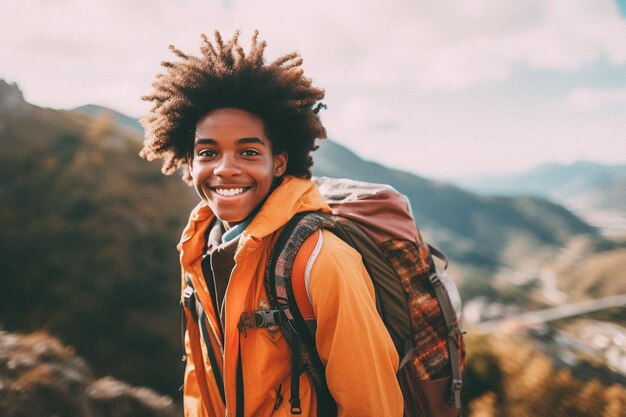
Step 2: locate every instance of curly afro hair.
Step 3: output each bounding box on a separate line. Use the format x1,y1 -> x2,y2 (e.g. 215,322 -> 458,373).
140,31 -> 327,184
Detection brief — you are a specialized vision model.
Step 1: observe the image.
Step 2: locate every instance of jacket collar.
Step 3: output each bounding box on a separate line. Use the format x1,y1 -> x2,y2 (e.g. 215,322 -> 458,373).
243,176 -> 330,241
178,176 -> 331,265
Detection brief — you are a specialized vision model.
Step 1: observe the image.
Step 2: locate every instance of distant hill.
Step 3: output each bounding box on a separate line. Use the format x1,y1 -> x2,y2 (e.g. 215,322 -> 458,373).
73,104 -> 144,136
0,85 -> 615,400
566,174 -> 626,212
451,161 -> 626,237
452,161 -> 626,211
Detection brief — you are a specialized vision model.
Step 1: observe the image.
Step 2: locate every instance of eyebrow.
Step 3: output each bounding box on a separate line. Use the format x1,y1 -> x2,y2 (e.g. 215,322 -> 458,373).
194,137 -> 266,146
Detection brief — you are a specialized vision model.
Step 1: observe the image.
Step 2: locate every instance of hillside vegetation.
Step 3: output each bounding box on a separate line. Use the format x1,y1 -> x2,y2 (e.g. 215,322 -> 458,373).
463,334 -> 625,417
555,248 -> 626,301
1,86 -> 197,396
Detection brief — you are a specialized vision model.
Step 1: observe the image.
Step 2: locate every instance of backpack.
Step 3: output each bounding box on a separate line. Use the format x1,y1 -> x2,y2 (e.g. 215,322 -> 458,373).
238,177 -> 465,417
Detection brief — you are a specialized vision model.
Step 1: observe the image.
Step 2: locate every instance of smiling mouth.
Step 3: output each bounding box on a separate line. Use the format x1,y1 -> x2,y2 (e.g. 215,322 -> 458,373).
212,187 -> 251,196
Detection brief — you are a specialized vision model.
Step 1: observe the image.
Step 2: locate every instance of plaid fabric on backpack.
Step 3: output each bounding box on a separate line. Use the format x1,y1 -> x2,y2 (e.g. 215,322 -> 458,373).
238,177 -> 465,417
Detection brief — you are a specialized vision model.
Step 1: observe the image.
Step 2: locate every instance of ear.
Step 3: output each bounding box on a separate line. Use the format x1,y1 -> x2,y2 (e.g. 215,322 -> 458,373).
273,152 -> 288,177
187,154 -> 194,173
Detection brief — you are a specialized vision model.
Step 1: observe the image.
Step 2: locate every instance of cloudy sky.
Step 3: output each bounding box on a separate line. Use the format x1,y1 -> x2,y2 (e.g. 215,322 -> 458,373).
2,0 -> 626,178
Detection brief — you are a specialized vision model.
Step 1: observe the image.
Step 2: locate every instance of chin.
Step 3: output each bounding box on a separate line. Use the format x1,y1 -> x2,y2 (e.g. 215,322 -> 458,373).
215,212 -> 246,224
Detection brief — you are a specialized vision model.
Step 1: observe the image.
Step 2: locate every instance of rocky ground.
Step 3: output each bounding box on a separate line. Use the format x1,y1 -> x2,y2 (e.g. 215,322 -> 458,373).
0,331 -> 179,417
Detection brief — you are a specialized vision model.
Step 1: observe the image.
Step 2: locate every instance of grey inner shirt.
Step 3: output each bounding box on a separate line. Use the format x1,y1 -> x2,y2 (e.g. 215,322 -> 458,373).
201,219 -> 239,330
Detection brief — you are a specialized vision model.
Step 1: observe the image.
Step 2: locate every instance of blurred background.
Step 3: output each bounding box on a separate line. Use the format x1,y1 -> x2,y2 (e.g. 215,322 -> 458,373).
1,1 -> 625,416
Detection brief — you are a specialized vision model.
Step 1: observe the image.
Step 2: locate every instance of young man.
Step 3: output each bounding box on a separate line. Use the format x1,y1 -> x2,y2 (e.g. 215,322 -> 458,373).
141,31 -> 403,417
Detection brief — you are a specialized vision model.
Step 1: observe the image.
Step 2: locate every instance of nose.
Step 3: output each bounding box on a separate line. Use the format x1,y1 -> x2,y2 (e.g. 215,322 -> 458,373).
214,154 -> 242,177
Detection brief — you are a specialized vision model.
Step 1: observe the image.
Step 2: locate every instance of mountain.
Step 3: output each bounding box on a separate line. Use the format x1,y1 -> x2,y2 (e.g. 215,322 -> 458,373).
0,83 -> 615,400
450,161 -> 626,237
0,81 -> 197,398
73,104 -> 144,136
59,104 -> 616,304
64,103 -> 602,279
566,174 -> 626,212
452,161 -> 626,198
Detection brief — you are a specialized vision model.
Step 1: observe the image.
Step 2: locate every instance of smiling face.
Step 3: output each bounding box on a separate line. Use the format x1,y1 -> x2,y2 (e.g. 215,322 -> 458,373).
189,108 -> 287,229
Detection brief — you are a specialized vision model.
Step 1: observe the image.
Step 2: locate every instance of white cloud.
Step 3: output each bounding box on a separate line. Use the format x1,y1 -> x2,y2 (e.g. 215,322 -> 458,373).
4,0 -> 626,101
1,0 -> 625,177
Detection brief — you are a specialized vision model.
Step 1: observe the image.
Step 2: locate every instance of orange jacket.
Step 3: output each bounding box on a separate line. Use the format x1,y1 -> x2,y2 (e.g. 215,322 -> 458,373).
179,176 -> 403,417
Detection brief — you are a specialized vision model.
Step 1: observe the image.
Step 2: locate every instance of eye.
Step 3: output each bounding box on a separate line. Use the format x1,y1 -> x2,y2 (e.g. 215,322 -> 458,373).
241,149 -> 261,157
197,149 -> 216,158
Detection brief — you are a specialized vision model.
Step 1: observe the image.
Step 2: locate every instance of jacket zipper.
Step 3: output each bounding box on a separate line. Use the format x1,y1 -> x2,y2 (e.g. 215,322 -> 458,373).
204,312 -> 224,357
187,272 -> 225,358
222,257 -> 247,416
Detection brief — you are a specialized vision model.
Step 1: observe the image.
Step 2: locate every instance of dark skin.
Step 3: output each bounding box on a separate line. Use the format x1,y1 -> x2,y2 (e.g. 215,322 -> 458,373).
188,108 -> 287,229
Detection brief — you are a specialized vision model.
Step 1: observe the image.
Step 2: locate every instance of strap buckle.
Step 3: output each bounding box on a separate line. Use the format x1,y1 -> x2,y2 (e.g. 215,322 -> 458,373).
428,272 -> 442,287
452,378 -> 463,408
238,310 -> 287,336
182,286 -> 198,321
253,309 -> 286,327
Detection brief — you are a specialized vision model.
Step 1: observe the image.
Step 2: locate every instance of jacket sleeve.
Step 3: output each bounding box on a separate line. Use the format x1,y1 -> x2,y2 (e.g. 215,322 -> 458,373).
308,230 -> 403,417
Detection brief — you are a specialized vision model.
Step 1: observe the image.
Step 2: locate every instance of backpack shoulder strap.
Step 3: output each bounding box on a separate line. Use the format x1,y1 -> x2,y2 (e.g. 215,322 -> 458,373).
291,229 -> 321,321
265,211 -> 337,417
267,211 -> 334,324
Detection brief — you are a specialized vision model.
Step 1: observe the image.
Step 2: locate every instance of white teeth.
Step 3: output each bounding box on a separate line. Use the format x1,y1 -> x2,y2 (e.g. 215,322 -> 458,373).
215,188 -> 245,196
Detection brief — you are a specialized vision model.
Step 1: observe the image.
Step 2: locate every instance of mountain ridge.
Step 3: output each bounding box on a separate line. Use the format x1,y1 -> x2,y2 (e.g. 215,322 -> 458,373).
72,104 -> 144,136
46,101 -> 607,278
72,102 -> 599,256
450,160 -> 626,236
452,160 -> 626,207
